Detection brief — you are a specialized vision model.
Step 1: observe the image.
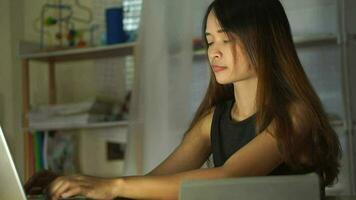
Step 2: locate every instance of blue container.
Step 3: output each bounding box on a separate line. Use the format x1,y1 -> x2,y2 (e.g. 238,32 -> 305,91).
106,7 -> 127,44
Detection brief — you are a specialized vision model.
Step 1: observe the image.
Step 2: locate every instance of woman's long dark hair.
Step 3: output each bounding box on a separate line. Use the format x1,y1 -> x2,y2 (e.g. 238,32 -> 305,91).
185,0 -> 341,187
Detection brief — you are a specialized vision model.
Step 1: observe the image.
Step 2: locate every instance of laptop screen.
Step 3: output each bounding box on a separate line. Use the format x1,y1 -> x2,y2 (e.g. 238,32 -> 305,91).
0,127 -> 28,200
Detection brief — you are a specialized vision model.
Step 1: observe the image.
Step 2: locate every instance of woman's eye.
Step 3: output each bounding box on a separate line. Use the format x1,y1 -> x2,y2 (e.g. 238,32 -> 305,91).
206,40 -> 228,47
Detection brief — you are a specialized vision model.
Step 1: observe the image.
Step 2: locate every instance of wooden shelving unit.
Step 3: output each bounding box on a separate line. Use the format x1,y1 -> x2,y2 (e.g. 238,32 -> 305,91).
19,41 -> 138,180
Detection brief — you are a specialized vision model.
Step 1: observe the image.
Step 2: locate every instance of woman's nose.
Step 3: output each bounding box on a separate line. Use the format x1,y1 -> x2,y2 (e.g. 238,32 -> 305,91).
208,46 -> 222,61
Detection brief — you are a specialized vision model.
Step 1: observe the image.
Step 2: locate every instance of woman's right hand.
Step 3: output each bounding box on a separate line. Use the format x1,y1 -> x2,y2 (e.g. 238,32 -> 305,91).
48,174 -> 122,200
24,170 -> 61,195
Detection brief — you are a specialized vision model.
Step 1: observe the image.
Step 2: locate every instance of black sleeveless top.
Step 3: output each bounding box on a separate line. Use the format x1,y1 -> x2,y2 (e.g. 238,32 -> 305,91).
211,99 -> 305,175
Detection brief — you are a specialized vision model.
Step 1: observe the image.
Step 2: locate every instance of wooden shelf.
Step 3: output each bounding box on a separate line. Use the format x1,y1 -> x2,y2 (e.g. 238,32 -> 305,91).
326,183 -> 346,196
19,41 -> 136,62
331,119 -> 344,128
193,33 -> 338,57
294,33 -> 338,47
193,49 -> 206,57
25,120 -> 129,132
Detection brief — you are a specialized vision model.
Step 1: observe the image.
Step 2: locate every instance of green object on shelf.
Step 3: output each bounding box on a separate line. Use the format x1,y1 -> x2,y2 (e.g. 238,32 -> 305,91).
33,132 -> 43,172
45,16 -> 57,26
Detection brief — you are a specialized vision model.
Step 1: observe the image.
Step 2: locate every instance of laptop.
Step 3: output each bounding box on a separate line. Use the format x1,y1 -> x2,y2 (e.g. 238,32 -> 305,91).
0,127 -> 86,200
179,173 -> 321,200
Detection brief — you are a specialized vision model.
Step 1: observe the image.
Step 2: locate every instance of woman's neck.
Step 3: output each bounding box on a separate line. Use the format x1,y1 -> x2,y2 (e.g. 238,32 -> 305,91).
232,77 -> 258,120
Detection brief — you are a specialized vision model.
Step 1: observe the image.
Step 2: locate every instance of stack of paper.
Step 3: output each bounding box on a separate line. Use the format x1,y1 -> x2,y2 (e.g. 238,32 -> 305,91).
28,99 -> 119,129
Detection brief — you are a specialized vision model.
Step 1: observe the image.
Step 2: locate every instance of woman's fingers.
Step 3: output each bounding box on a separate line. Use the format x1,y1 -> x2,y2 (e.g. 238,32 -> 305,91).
49,176 -> 88,200
51,181 -> 70,200
61,186 -> 86,199
49,177 -> 64,196
47,175 -> 115,200
50,177 -> 75,199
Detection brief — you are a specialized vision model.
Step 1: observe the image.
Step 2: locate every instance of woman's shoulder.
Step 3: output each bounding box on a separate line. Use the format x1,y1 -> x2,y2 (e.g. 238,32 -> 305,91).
199,107 -> 215,137
191,100 -> 232,138
198,100 -> 231,133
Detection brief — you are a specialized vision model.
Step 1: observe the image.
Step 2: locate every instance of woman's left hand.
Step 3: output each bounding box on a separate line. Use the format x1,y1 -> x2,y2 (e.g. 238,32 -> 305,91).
48,174 -> 120,200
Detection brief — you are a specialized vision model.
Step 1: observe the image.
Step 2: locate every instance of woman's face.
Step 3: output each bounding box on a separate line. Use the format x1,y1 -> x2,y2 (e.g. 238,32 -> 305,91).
205,11 -> 257,84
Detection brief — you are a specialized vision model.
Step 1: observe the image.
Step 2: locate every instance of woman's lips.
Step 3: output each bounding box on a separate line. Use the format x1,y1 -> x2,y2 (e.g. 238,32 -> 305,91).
212,65 -> 227,72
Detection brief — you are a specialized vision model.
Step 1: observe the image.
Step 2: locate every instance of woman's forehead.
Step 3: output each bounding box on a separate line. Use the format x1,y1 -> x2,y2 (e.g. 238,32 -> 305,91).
206,12 -> 224,33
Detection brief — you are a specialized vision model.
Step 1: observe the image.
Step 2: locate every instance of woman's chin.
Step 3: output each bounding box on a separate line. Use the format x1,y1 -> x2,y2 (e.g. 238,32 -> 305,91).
215,79 -> 232,85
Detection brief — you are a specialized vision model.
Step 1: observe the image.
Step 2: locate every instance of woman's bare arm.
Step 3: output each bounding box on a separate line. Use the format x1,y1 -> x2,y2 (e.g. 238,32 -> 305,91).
114,130 -> 283,200
146,110 -> 214,176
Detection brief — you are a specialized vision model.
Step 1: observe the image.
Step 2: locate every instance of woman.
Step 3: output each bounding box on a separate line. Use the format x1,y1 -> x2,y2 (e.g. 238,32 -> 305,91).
26,0 -> 341,199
